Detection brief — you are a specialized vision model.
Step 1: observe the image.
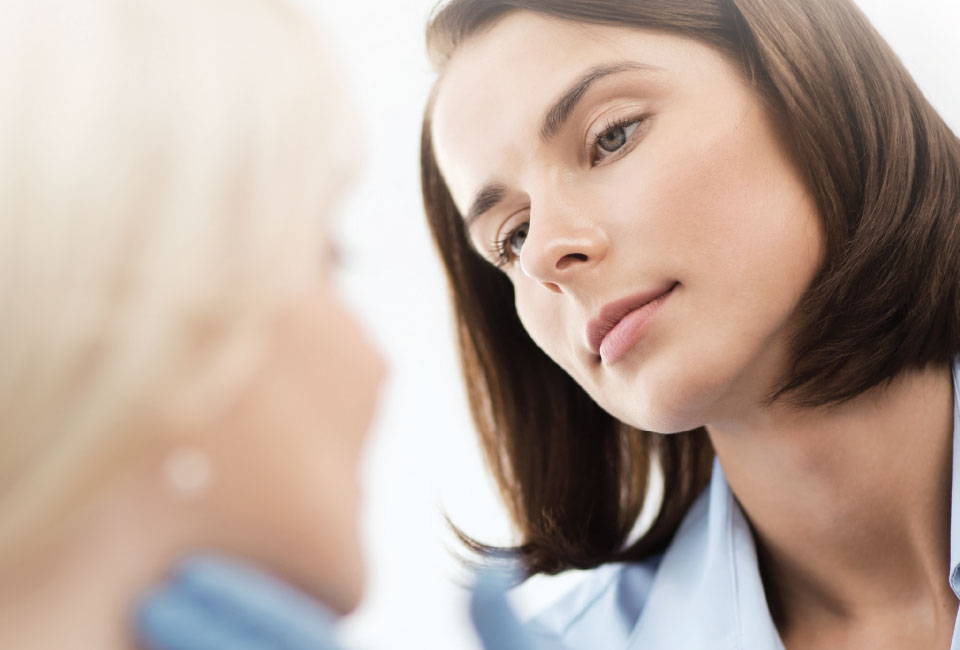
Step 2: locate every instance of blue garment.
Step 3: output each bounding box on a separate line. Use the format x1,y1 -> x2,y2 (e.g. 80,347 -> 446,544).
135,555 -> 549,650
472,567 -> 569,650
522,359 -> 960,650
135,556 -> 554,650
134,555 -> 341,650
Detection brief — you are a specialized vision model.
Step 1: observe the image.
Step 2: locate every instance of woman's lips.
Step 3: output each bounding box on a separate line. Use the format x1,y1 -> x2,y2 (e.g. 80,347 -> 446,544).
587,283 -> 677,364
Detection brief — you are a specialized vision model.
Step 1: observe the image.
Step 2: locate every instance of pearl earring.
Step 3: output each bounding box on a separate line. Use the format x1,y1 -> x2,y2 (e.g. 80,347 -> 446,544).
163,447 -> 213,498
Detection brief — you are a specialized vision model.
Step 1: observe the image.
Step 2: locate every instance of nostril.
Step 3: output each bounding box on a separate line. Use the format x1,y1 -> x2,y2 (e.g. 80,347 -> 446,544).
556,253 -> 589,271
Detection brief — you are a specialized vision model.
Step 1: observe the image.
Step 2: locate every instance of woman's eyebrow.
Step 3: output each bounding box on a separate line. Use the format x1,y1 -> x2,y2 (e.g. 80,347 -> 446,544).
539,61 -> 661,142
465,181 -> 508,226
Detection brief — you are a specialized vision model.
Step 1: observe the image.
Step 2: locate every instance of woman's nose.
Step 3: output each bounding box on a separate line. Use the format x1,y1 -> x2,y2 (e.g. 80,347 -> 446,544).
518,221 -> 608,294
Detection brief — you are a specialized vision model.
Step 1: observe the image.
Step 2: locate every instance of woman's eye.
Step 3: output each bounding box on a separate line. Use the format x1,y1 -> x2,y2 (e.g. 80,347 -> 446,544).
593,118 -> 643,162
507,223 -> 529,256
493,221 -> 530,266
598,127 -> 628,152
324,240 -> 344,267
319,238 -> 344,275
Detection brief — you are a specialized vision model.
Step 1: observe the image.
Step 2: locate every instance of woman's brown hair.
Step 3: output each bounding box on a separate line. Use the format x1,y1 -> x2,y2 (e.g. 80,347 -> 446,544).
421,0 -> 960,576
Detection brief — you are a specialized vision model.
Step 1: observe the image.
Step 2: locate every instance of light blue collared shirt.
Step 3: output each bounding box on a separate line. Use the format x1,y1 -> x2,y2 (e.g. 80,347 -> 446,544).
524,360 -> 960,650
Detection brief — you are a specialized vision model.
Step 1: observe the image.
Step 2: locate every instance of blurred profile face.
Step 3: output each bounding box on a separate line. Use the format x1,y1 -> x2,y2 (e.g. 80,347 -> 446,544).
431,12 -> 824,434
195,235 -> 384,614
0,0 -> 381,624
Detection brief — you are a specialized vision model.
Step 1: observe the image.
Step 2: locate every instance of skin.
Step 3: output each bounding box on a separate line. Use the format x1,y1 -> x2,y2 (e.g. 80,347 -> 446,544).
431,12 -> 957,649
0,236 -> 385,648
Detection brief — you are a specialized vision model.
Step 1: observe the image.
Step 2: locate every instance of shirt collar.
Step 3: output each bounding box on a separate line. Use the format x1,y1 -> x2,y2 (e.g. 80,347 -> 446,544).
627,456 -> 783,650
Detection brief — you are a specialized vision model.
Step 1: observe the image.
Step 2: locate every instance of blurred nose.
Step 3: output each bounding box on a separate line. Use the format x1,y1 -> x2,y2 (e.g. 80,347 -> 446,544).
519,206 -> 607,294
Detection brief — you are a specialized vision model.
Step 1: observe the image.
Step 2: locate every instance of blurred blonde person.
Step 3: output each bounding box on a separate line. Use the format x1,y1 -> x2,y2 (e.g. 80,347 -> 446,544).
0,0 -> 383,648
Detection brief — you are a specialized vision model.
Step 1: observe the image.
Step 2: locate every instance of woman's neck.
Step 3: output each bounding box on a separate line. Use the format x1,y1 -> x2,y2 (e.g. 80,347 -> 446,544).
708,363 -> 958,645
0,478 -> 181,650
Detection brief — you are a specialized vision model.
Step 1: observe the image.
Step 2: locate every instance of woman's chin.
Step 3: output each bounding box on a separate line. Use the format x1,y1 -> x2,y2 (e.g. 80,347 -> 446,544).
599,365 -> 729,435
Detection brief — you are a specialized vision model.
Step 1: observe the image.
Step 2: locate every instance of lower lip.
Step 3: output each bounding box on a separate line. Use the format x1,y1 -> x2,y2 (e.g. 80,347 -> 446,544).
599,287 -> 675,365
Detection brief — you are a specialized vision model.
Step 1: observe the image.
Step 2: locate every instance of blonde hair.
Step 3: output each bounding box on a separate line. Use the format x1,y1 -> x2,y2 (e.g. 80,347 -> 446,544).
0,0 -> 353,563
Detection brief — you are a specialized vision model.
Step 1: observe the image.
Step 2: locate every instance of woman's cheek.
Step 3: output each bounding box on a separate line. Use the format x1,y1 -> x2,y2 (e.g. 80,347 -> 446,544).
515,284 -> 559,353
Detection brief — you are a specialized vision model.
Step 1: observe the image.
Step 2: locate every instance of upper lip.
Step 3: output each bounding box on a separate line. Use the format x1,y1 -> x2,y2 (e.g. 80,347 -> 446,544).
586,283 -> 677,355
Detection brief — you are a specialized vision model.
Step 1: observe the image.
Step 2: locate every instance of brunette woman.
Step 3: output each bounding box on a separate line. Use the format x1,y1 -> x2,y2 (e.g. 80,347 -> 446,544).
422,1 -> 960,648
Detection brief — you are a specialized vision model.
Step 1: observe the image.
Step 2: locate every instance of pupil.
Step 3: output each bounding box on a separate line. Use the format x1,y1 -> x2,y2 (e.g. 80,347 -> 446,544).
509,225 -> 528,255
599,127 -> 626,152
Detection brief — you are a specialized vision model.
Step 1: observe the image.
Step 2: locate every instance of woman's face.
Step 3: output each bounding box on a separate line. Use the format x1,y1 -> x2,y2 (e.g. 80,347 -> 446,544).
431,12 -> 824,433
194,246 -> 385,614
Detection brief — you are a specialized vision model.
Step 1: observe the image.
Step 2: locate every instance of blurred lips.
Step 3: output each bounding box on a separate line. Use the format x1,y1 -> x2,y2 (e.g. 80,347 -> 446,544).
587,283 -> 677,364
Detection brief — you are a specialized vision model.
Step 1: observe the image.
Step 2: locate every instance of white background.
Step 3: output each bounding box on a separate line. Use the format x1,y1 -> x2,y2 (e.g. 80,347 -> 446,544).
308,2 -> 960,648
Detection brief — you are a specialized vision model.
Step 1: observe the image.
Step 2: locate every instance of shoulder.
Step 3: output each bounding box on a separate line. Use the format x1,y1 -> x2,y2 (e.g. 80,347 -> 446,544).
521,556 -> 664,649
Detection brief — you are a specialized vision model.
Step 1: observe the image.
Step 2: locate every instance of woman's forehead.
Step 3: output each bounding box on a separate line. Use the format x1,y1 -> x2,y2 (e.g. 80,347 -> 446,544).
430,13 -> 730,214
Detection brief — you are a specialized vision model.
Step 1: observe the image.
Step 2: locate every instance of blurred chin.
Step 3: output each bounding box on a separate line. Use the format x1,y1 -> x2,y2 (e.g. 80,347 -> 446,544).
323,561 -> 366,615
313,523 -> 367,616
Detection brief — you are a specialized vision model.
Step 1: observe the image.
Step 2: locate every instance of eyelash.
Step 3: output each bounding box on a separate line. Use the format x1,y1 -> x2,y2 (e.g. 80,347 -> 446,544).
490,223 -> 525,268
